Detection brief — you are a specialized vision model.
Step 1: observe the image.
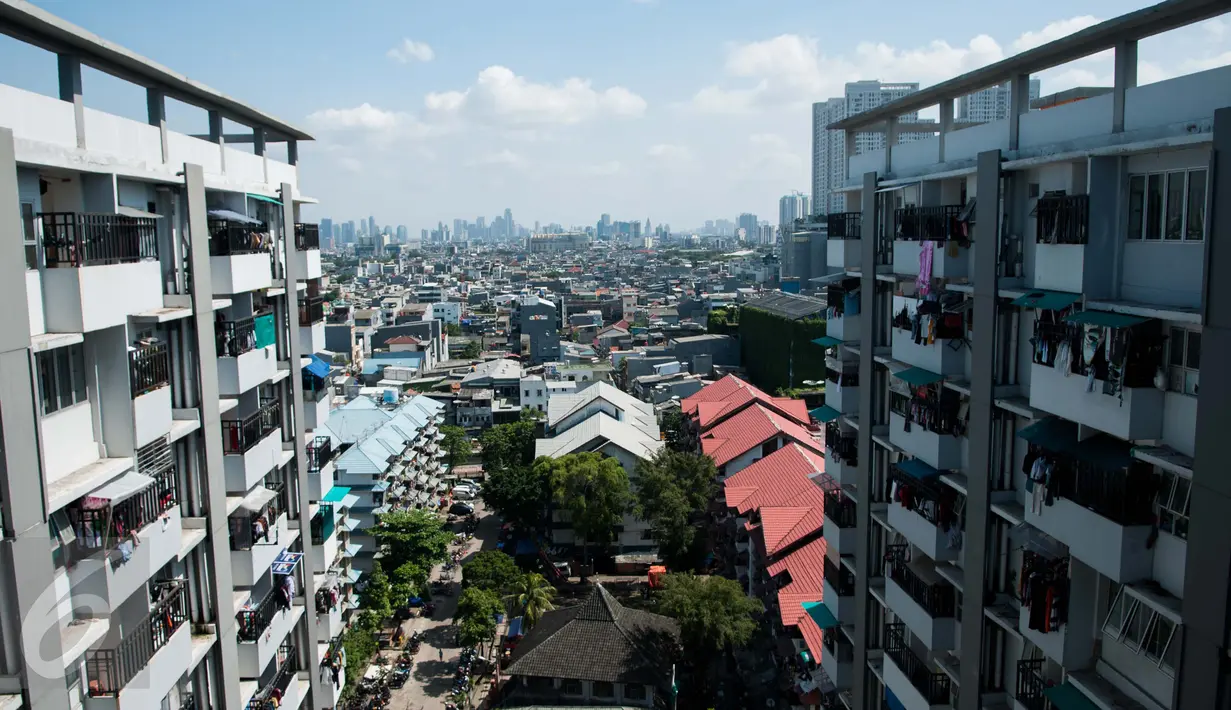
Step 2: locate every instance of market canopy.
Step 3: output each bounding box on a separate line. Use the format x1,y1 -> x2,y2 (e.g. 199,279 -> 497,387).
892,366 -> 945,387
82,471 -> 156,510
1011,289 -> 1081,311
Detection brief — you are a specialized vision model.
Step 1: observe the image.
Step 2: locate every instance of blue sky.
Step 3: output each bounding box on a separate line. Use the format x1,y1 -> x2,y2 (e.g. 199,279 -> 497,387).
4,0 -> 1230,233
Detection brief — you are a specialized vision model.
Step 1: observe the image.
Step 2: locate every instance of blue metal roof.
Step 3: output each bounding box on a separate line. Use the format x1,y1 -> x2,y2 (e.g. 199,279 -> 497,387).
303,354 -> 331,379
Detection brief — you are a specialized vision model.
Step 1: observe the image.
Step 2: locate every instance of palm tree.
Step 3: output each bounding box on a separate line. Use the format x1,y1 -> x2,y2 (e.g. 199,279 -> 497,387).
504,572 -> 557,627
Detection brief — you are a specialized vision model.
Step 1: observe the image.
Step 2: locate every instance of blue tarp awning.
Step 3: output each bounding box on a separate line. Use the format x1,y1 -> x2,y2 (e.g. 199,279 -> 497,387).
803,601 -> 839,630
247,193 -> 282,205
1017,417 -> 1133,470
894,458 -> 941,480
812,336 -> 842,347
1064,310 -> 1148,328
323,487 -> 352,503
303,354 -> 331,379
810,405 -> 842,423
507,616 -> 525,638
1043,683 -> 1098,710
893,367 -> 945,387
1011,289 -> 1081,311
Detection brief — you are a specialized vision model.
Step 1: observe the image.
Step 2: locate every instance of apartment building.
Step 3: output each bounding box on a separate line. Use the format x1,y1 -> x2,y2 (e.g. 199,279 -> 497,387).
0,3 -> 337,710
813,3 -> 1229,710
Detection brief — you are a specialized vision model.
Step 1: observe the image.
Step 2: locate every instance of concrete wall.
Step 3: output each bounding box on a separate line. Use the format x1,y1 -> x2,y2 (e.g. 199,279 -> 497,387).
41,402 -> 99,485
1027,362 -> 1164,442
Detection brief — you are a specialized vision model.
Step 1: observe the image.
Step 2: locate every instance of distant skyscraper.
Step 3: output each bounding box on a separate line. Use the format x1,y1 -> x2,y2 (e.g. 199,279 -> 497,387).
778,193 -> 808,242
320,217 -> 333,249
421,228 -> 428,242
367,216 -> 377,237
504,208 -> 513,238
958,79 -> 1041,123
737,213 -> 758,241
396,225 -> 408,243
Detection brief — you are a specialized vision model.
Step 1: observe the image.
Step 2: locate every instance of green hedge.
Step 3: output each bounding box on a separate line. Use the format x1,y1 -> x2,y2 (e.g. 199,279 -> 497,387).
737,306 -> 827,393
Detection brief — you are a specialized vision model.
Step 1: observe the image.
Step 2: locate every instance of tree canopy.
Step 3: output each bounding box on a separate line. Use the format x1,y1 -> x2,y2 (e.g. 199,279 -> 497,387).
440,425 -> 471,470
655,574 -> 762,654
543,453 -> 632,562
460,340 -> 483,359
454,587 -> 503,647
462,550 -> 522,593
361,563 -> 393,619
503,572 -> 557,627
372,508 -> 453,572
480,461 -> 552,533
389,561 -> 429,605
635,450 -> 717,568
479,409 -> 539,474
658,408 -> 691,453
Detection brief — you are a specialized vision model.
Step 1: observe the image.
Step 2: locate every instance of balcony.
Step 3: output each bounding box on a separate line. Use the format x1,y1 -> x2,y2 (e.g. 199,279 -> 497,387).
891,206 -> 969,282
822,556 -> 856,625
291,224 -> 323,280
1031,193 -> 1092,292
39,212 -> 163,332
886,471 -> 961,563
129,342 -> 173,448
827,212 -> 862,240
84,581 -> 191,709
222,400 -> 282,493
298,297 -> 325,327
294,223 -> 320,251
1028,361 -> 1163,442
825,280 -> 862,343
826,214 -> 863,270
890,296 -> 966,377
229,483 -> 291,587
822,486 -> 856,562
216,313 -> 279,396
888,411 -> 962,474
825,366 -> 859,414
886,557 -> 958,651
306,437 -> 338,500
245,644 -> 301,708
315,637 -> 346,710
883,623 -> 952,710
1014,659 -> 1047,710
238,585 -> 303,681
820,628 -> 854,691
208,218 -> 274,294
303,377 -> 332,433
66,469 -> 182,612
824,427 -> 857,486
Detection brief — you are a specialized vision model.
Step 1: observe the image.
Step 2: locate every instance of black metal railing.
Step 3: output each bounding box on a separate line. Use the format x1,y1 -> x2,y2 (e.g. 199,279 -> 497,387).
825,426 -> 858,466
827,212 -> 863,240
208,218 -> 270,256
822,626 -> 853,663
303,375 -> 332,402
1015,659 -> 1047,710
294,223 -> 320,250
67,468 -> 177,565
306,436 -> 337,472
1036,194 -> 1089,245
299,296 -> 326,326
894,205 -> 964,242
824,555 -> 856,596
889,558 -> 957,618
221,399 -> 281,455
129,342 -> 170,398
228,481 -> 286,551
247,645 -> 298,710
40,212 -> 158,268
237,584 -> 286,642
216,316 -> 257,358
1049,461 -> 1158,527
823,488 -> 856,529
85,582 -> 188,695
885,623 -> 951,704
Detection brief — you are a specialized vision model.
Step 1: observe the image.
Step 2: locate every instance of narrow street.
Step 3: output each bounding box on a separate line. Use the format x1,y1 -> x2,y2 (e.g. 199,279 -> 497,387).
387,502 -> 501,710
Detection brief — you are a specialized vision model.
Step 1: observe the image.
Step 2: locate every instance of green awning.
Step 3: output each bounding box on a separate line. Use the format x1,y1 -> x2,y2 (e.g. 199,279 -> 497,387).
894,458 -> 940,480
810,405 -> 842,423
803,601 -> 840,630
1043,683 -> 1098,710
893,366 -> 945,387
1064,310 -> 1148,328
1011,289 -> 1081,311
800,650 -> 812,664
322,486 -> 352,503
1017,417 -> 1133,470
247,193 -> 283,205
812,336 -> 842,348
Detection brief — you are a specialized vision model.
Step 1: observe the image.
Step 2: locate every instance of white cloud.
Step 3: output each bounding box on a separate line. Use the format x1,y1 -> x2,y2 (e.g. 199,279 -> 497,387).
582,161 -> 623,176
387,39 -> 434,63
1013,16 -> 1101,52
425,66 -> 647,125
306,103 -> 404,131
647,143 -> 691,161
466,149 -> 525,168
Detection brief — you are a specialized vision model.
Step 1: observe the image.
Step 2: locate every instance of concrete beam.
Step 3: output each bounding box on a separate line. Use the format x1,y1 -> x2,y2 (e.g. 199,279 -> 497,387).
1112,40 -> 1139,133
56,53 -> 84,149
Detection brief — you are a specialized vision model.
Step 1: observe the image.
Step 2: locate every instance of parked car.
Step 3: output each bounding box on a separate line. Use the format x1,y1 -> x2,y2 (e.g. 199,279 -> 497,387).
452,487 -> 477,501
449,502 -> 475,515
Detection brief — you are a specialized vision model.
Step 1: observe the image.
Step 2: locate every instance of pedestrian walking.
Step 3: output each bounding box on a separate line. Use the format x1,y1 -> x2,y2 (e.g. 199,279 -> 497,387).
439,648 -> 444,662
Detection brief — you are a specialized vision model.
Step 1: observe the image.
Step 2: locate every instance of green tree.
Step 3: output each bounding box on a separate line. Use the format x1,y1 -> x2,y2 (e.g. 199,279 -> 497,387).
340,618 -> 379,700
655,574 -> 761,654
460,340 -> 483,359
440,425 -> 471,470
462,550 -> 522,593
361,563 -> 393,619
503,572 -> 557,627
479,409 -> 539,474
635,450 -> 717,568
480,463 -> 552,533
372,509 -> 453,572
445,322 -> 462,336
389,561 -> 429,605
543,453 -> 632,565
454,587 -> 503,647
659,409 -> 691,453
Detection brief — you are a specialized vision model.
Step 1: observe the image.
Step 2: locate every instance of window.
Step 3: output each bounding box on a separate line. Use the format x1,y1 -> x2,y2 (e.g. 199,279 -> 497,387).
624,684 -> 647,700
524,389 -> 530,398
1166,327 -> 1200,396
21,202 -> 37,269
1155,468 -> 1190,540
537,389 -> 543,397
561,679 -> 582,695
593,681 -> 615,698
1101,585 -> 1181,678
36,344 -> 88,415
1128,168 -> 1207,241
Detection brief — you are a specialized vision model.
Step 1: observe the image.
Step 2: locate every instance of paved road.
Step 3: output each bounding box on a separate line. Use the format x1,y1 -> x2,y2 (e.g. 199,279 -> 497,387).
388,502 -> 500,710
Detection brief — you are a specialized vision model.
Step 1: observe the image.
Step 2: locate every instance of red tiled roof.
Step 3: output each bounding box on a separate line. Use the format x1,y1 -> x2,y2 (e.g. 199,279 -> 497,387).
760,505 -> 825,557
767,536 -> 827,594
701,406 -> 824,468
722,444 -> 826,514
777,591 -> 820,627
385,335 -> 422,345
797,612 -> 826,660
681,374 -> 810,429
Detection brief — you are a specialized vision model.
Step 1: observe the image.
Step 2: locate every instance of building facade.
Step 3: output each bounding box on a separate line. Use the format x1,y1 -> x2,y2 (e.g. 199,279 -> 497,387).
817,4 -> 1231,710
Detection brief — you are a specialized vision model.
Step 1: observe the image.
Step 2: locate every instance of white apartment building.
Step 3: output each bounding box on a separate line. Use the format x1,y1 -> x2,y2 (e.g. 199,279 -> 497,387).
780,192 -> 811,241
0,3 -> 338,710
957,79 -> 1042,124
810,3 -> 1229,710
428,301 -> 461,326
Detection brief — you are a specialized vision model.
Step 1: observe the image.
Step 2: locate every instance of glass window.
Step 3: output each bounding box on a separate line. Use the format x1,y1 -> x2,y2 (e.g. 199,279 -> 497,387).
1167,328 -> 1200,396
1127,176 -> 1145,240
1155,468 -> 1191,540
1164,172 -> 1185,240
1145,174 -> 1164,240
593,681 -> 615,698
21,202 -> 37,269
624,684 -> 647,700
1187,169 -> 1207,241
561,679 -> 582,695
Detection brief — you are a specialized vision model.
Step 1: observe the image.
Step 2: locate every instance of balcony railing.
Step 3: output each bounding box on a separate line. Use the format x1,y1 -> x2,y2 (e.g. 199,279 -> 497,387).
825,429 -> 858,466
86,581 -> 188,695
294,223 -> 320,250
823,488 -> 856,529
894,205 -> 964,242
827,212 -> 863,240
306,436 -> 337,473
823,626 -> 853,663
237,583 -> 287,642
247,645 -> 298,710
66,468 -> 177,565
299,296 -> 326,326
221,399 -> 281,455
216,316 -> 257,357
41,212 -> 158,268
1015,659 -> 1047,710
303,376 -> 332,402
312,503 -> 336,545
1049,461 -> 1158,527
889,558 -> 957,618
129,342 -> 171,398
885,623 -> 951,705
208,218 -> 270,256
1035,194 -> 1089,245
824,555 -> 856,597
228,481 -> 287,551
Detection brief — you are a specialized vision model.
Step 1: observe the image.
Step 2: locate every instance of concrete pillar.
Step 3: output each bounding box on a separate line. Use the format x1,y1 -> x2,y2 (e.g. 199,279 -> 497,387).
1177,107 -> 1231,710
1008,73 -> 1032,151
884,119 -> 899,175
957,149 -> 1002,710
1112,40 -> 1138,134
851,169 -> 879,710
0,128 -> 70,710
252,128 -> 266,157
938,101 -> 954,163
146,88 -> 169,163
287,140 -> 298,167
182,163 -> 243,710
56,54 -> 85,150
208,110 -> 226,172
280,183 -> 322,706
